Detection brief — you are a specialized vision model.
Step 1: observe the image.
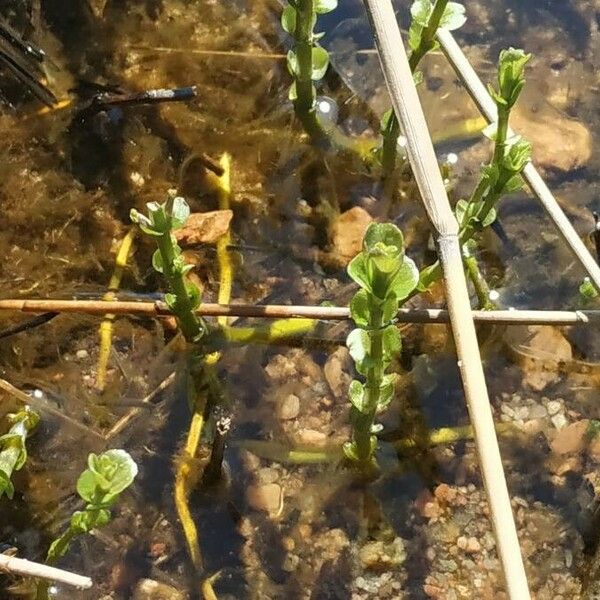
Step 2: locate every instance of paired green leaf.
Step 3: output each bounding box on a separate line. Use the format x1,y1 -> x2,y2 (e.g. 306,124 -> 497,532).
408,0 -> 466,52
494,48 -> 531,108
47,450 -> 137,563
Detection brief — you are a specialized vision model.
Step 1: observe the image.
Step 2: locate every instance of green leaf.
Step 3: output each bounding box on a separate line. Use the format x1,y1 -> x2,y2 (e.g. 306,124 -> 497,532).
408,22 -> 423,51
315,0 -> 337,14
363,223 -> 404,253
349,289 -> 371,327
0,471 -> 14,499
288,81 -> 298,101
454,199 -> 470,227
440,2 -> 466,30
348,380 -> 368,413
380,108 -> 394,135
377,374 -> 396,410
496,47 -> 531,108
417,262 -> 441,292
503,175 -> 524,193
185,280 -> 202,310
170,197 -> 190,229
286,49 -> 299,76
311,46 -> 330,80
78,449 -> 138,505
381,296 -> 400,323
502,137 -> 532,173
281,5 -> 296,34
410,0 -> 432,27
580,277 -> 598,299
343,440 -> 360,462
346,328 -> 370,375
130,209 -> 151,228
480,207 -> 497,227
164,293 -> 177,311
347,253 -> 372,292
387,257 -> 419,301
71,508 -> 110,534
152,249 -> 164,274
381,325 -> 402,363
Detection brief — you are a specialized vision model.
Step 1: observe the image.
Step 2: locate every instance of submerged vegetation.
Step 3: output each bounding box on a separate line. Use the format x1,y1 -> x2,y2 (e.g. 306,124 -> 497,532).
0,0 -> 598,597
345,223 -> 418,467
0,408 -> 38,500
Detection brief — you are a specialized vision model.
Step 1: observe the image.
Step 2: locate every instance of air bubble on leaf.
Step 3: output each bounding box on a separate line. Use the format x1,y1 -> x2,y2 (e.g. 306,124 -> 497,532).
316,96 -> 338,127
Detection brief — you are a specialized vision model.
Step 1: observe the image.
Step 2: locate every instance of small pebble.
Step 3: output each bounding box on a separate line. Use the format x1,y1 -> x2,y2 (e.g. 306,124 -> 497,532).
546,400 -> 562,416
551,414 -> 568,430
297,428 -> 327,445
500,404 -> 515,418
278,394 -> 300,420
465,537 -> 481,553
528,404 -> 548,419
76,349 -> 89,360
514,406 -> 529,420
246,483 -> 282,514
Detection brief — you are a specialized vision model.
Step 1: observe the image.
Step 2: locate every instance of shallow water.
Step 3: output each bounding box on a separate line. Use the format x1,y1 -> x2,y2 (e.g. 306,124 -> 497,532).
0,1 -> 599,598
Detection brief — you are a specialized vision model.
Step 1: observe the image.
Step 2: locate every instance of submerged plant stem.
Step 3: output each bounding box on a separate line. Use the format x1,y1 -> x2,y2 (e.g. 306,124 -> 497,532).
174,154 -> 233,578
381,0 -> 449,177
96,227 -> 136,392
353,305 -> 384,465
156,229 -> 203,343
293,0 -> 326,143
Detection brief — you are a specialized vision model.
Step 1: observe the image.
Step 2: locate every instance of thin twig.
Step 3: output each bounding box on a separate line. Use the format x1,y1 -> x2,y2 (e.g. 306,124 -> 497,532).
104,372 -> 176,441
361,1 -> 530,597
0,298 -> 598,325
0,312 -> 58,340
0,553 -> 92,589
436,28 -> 600,292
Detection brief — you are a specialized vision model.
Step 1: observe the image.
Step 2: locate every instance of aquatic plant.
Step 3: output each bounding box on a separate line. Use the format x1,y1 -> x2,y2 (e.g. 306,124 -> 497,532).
281,0 -> 337,142
46,450 -> 137,563
418,47 -> 532,293
344,223 -> 418,467
131,196 -> 206,343
0,408 -> 39,499
380,0 -> 466,177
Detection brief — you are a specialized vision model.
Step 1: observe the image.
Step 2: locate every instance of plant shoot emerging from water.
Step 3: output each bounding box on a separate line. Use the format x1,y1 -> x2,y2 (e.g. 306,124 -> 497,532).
419,47 -> 532,295
345,223 -> 418,467
380,0 -> 466,176
282,0 -> 337,142
46,450 -> 138,563
0,408 -> 39,499
131,196 -> 206,343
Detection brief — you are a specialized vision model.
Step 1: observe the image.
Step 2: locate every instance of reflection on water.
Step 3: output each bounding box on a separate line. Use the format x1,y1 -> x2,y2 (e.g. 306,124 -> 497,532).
0,0 -> 598,598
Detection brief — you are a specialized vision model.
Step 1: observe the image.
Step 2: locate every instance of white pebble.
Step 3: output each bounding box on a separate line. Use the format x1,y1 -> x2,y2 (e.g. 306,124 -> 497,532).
551,414 -> 568,430
546,400 -> 562,416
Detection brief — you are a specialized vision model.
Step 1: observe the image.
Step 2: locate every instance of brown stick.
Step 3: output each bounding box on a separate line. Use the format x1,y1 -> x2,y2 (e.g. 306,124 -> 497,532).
0,298 -> 598,325
0,553 -> 92,589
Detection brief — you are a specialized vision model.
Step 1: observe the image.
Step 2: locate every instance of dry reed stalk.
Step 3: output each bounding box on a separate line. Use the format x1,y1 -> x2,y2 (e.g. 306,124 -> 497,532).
0,553 -> 92,589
